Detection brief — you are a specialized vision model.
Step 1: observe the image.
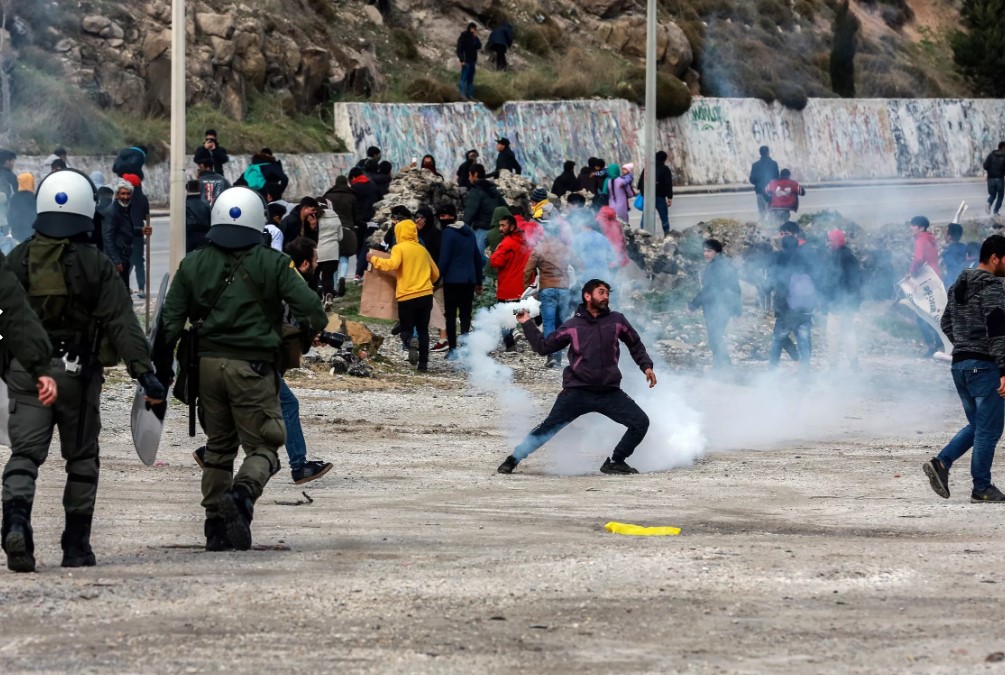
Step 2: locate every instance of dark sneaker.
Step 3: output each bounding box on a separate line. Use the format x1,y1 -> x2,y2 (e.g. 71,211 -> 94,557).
503,333 -> 517,352
193,445 -> 206,469
417,362 -> 428,372
338,277 -> 347,297
971,485 -> 1005,503
497,455 -> 519,474
218,486 -> 254,551
391,321 -> 402,336
204,518 -> 233,552
600,458 -> 639,475
292,460 -> 333,485
923,458 -> 950,499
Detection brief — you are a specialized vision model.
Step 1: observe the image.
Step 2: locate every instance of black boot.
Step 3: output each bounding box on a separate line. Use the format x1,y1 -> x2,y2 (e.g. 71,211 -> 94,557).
204,518 -> 233,552
3,499 -> 36,573
218,484 -> 254,551
61,513 -> 97,567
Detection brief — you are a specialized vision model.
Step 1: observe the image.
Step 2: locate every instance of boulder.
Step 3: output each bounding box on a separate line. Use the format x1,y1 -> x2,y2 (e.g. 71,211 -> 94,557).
233,43 -> 267,89
209,35 -> 236,65
99,21 -> 125,40
451,0 -> 493,14
195,12 -> 235,39
216,68 -> 247,121
81,15 -> 111,35
142,30 -> 171,63
579,0 -> 638,18
344,320 -> 383,355
659,21 -> 692,78
601,16 -> 693,78
362,4 -> 384,26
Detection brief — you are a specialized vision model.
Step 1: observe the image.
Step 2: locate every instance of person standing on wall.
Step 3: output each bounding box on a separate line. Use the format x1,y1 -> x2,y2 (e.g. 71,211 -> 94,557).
638,151 -> 674,234
456,22 -> 481,101
749,146 -> 779,222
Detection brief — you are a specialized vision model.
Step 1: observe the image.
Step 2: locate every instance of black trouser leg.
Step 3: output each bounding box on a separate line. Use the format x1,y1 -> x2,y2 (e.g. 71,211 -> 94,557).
512,389 -> 586,461
457,284 -> 474,335
317,260 -> 338,296
592,390 -> 650,462
443,284 -> 461,350
397,295 -> 433,365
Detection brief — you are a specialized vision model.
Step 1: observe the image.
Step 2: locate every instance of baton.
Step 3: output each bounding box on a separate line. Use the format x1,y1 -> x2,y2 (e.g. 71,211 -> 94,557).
953,201 -> 967,224
145,215 -> 152,331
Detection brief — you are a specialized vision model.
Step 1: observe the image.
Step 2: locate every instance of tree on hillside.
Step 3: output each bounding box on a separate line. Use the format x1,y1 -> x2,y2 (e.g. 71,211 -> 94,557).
829,0 -> 860,98
951,0 -> 1005,97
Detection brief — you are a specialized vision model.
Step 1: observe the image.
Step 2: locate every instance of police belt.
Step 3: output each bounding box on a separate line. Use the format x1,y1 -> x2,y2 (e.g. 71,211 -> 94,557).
53,342 -> 92,361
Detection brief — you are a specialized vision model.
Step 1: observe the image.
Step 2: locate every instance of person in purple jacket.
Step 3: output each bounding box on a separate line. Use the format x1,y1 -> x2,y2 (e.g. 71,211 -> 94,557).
497,279 -> 658,475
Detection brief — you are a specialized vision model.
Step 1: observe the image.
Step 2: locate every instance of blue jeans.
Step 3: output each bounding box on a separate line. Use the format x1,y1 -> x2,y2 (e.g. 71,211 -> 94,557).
641,198 -> 670,233
937,359 -> 1004,492
279,378 -> 307,471
538,287 -> 569,339
474,228 -> 489,256
459,62 -> 476,98
769,313 -> 812,371
338,256 -> 349,280
988,178 -> 1004,215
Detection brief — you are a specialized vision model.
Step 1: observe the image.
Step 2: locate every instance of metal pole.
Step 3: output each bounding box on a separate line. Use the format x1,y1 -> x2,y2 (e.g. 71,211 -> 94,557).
642,0 -> 658,236
169,0 -> 186,273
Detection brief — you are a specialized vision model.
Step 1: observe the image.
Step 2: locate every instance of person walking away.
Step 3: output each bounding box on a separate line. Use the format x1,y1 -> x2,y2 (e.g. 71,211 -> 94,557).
764,169 -> 805,226
463,163 -> 506,254
906,215 -> 943,357
315,198 -> 343,303
638,151 -> 674,234
943,222 -> 968,285
456,22 -> 481,100
350,167 -> 381,280
456,150 -> 479,188
195,150 -> 231,207
153,186 -> 327,551
821,229 -> 862,369
551,161 -> 578,199
438,204 -> 484,359
688,239 -> 741,372
525,220 -> 571,367
324,175 -> 359,296
486,20 -> 514,71
185,179 -> 212,253
199,129 -> 230,176
923,234 -> 1005,503
490,215 -> 533,351
490,137 -> 521,178
367,207 -> 440,371
8,173 -> 36,244
2,169 -> 165,572
749,145 -> 779,222
983,141 -> 1005,217
497,279 -> 656,475
768,234 -> 816,373
415,206 -> 449,352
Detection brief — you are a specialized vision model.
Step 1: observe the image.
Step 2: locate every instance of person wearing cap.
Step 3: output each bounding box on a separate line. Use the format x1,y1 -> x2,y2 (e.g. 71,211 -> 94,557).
456,149 -> 479,188
820,229 -> 862,369
688,239 -> 741,373
367,206 -> 441,371
437,204 -> 484,358
489,137 -> 521,178
2,169 -> 165,573
456,22 -> 481,100
153,186 -> 326,552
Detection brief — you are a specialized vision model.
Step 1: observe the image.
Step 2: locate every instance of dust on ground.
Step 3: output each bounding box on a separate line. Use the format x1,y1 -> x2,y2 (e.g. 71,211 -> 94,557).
2,303 -> 1004,674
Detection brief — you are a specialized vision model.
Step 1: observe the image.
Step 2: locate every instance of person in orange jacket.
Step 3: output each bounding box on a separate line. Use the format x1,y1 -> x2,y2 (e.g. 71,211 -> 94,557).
490,214 -> 533,351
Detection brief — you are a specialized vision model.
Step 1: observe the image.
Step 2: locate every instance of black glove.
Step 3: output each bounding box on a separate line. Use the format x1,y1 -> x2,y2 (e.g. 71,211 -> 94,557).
138,372 -> 167,401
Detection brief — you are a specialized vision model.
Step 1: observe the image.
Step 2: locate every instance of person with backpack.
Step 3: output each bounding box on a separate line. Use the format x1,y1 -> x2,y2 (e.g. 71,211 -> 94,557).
2,169 -> 165,573
688,239 -> 741,373
768,230 -> 817,373
764,168 -> 806,226
235,149 -> 289,197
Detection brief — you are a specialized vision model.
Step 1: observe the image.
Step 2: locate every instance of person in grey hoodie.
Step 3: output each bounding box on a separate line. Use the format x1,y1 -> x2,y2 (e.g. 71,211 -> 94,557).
924,234 -> 1005,503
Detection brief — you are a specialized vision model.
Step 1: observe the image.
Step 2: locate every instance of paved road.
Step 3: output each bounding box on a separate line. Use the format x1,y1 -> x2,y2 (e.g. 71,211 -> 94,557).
144,179 -> 993,303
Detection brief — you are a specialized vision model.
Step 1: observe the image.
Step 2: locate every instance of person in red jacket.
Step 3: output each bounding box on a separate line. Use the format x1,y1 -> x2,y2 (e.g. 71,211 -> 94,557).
764,168 -> 806,226
490,214 -> 533,351
905,215 -> 943,357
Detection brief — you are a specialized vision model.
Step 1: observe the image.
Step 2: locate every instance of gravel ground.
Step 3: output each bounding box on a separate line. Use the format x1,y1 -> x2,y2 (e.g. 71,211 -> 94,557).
2,308 -> 1005,674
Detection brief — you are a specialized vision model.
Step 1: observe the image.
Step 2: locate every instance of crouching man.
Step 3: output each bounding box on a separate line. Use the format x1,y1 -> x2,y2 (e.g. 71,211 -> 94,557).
497,279 -> 657,475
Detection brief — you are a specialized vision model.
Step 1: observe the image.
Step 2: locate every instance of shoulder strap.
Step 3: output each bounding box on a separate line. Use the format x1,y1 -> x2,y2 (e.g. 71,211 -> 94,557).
195,250 -> 253,329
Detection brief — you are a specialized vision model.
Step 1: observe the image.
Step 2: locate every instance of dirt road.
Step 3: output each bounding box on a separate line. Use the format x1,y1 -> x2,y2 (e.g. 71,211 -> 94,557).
1,352 -> 1003,674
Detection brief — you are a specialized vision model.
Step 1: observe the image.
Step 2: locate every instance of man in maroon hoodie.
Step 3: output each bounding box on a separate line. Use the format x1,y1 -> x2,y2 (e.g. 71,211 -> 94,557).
497,279 -> 657,475
906,215 -> 943,356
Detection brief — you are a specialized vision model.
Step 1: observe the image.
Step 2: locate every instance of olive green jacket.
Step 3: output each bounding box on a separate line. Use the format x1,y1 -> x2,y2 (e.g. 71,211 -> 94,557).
0,251 -> 53,379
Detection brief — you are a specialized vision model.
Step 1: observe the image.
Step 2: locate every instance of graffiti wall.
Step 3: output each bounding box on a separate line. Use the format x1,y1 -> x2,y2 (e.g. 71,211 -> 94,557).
334,98 -> 1005,186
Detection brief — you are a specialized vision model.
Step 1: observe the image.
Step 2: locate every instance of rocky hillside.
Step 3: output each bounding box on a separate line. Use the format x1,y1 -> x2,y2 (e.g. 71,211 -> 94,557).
2,0 -> 970,154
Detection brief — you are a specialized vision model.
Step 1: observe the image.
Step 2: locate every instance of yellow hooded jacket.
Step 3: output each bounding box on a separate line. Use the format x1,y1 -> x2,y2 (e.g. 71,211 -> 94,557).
369,219 -> 440,302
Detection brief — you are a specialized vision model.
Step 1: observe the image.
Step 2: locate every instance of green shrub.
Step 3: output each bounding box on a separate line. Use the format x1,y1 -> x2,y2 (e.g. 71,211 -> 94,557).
475,82 -> 508,109
404,76 -> 460,103
775,82 -> 808,110
656,73 -> 692,118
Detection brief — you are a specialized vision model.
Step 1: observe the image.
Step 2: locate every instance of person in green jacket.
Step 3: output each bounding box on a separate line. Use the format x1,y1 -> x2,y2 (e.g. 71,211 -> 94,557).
154,186 -> 326,552
2,169 -> 164,573
0,253 -> 57,403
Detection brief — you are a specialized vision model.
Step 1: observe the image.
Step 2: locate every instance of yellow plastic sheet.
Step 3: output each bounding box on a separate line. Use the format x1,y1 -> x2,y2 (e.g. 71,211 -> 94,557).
604,521 -> 681,536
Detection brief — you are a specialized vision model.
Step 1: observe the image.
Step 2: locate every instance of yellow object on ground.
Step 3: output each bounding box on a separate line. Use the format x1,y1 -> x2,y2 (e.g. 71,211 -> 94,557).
604,521 -> 681,536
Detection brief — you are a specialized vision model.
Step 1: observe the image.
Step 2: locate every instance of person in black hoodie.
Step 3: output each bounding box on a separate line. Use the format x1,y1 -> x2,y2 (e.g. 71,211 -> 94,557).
350,167 -> 381,279
463,163 -> 506,254
437,204 -> 484,358
280,197 -> 320,246
984,141 -> 1005,216
373,160 -> 393,197
234,149 -> 289,197
638,150 -> 675,234
576,160 -> 597,195
456,22 -> 481,100
456,150 -> 479,188
551,160 -> 578,199
749,145 -> 780,222
486,21 -> 514,71
820,229 -> 862,369
489,137 -> 521,177
112,146 -> 147,180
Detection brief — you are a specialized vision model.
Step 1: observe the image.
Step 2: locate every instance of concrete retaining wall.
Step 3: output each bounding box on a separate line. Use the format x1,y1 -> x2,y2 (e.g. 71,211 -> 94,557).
334,98 -> 1005,186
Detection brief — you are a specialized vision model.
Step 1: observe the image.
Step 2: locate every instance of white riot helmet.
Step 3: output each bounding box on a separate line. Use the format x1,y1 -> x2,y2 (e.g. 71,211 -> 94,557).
208,186 -> 268,249
33,169 -> 97,238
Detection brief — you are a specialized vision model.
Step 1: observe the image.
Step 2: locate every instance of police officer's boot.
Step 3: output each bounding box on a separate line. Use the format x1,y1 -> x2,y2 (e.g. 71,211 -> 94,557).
2,499 -> 36,573
218,484 -> 254,552
61,513 -> 97,567
204,518 -> 233,552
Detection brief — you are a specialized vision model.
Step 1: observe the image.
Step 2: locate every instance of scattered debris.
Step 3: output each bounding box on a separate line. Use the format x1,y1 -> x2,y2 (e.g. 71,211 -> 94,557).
274,491 -> 314,506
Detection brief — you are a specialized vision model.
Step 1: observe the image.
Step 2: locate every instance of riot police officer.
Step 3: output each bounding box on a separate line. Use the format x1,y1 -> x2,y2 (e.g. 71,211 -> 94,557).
0,252 -> 58,408
154,187 -> 326,551
1,169 -> 165,573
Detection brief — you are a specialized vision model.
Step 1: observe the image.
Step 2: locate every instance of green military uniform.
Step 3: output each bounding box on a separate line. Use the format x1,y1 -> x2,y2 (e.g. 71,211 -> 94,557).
0,250 -> 54,381
2,234 -> 153,566
157,242 -> 325,548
